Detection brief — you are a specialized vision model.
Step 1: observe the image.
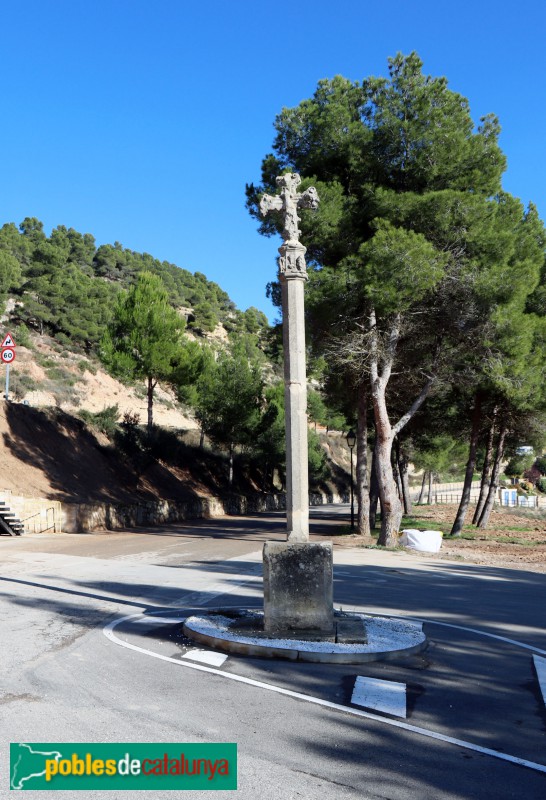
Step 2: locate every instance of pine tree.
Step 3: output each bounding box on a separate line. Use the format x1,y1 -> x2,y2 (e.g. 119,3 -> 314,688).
101,272 -> 186,430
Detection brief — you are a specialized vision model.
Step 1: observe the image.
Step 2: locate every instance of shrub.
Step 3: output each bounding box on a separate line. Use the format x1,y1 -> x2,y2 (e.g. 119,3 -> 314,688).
79,405 -> 119,437
308,429 -> 330,483
534,456 -> 546,475
12,373 -> 39,400
46,366 -> 78,386
523,465 -> 542,487
505,453 -> 534,478
12,324 -> 32,348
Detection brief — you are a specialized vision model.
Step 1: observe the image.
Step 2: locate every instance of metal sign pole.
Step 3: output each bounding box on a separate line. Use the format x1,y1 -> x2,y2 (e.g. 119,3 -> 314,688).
5,362 -> 9,401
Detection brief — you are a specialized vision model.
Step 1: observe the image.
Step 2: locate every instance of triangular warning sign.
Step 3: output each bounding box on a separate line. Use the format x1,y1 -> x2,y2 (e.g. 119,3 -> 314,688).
1,333 -> 15,348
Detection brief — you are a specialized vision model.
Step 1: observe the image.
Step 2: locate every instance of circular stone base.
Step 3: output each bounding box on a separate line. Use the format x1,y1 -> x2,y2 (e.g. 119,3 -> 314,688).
183,610 -> 427,664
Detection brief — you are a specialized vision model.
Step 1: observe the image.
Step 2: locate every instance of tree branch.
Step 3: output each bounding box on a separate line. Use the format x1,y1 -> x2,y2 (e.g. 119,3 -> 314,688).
392,373 -> 436,436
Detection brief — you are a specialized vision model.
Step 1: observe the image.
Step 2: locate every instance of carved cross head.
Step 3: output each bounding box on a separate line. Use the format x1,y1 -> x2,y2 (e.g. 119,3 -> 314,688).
276,172 -> 302,194
259,171 -> 319,247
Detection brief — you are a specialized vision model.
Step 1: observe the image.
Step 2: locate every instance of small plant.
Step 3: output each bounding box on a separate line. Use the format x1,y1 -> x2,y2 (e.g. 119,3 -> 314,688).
45,366 -> 79,386
51,384 -> 81,407
493,536 -> 536,546
36,354 -> 56,369
122,410 -> 141,428
77,359 -> 99,376
11,373 -> 39,400
12,324 -> 32,348
79,405 -> 120,437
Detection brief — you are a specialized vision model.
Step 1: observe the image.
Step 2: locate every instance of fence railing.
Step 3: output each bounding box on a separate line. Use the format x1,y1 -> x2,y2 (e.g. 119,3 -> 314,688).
412,491 -> 545,509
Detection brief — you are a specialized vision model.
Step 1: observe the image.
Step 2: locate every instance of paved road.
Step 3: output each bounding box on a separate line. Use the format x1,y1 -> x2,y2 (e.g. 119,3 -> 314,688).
1,506 -> 545,798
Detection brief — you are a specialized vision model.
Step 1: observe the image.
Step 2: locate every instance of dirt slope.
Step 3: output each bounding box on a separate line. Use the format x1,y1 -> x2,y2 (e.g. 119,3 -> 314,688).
8,337 -> 198,430
0,402 -> 213,503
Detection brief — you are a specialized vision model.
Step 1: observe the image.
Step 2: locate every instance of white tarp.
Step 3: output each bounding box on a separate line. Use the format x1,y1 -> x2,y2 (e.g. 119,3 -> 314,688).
399,529 -> 443,553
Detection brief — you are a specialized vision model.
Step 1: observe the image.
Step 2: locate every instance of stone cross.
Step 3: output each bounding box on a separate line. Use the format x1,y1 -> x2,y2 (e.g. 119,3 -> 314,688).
260,173 -> 319,542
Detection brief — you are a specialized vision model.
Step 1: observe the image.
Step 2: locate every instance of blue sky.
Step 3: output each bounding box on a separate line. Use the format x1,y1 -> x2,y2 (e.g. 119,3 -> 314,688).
0,1 -> 544,321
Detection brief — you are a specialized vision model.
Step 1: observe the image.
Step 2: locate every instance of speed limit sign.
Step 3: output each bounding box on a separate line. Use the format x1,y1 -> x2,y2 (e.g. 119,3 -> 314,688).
1,348 -> 15,363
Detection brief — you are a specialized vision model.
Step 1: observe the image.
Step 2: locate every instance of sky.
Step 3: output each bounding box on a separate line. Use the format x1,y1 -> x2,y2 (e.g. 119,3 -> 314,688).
0,1 -> 544,321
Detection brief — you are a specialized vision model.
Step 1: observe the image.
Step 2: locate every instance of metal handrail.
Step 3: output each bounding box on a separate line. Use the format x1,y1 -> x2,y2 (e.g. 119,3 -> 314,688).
20,507 -> 57,523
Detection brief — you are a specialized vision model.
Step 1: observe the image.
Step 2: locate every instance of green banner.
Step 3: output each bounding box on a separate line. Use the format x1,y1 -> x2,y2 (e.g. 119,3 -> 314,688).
10,743 -> 237,790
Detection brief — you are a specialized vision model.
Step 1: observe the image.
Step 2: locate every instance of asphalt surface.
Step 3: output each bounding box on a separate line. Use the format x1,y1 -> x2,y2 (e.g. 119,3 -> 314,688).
1,505 -> 545,798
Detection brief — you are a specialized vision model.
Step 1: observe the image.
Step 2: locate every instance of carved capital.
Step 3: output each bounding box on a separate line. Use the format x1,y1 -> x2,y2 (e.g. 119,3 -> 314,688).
279,243 -> 308,280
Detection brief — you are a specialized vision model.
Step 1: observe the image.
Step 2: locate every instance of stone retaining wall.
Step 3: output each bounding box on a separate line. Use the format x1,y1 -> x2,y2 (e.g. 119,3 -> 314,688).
61,489 -> 347,533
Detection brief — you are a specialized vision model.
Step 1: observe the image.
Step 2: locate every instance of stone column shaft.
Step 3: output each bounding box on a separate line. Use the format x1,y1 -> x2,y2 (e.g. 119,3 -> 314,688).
280,245 -> 309,542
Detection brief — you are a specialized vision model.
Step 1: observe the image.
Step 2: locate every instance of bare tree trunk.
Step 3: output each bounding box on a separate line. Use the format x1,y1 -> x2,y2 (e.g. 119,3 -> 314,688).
472,406 -> 498,525
356,382 -> 370,536
369,443 -> 380,530
375,428 -> 402,546
199,428 -> 205,449
392,442 -> 403,501
147,376 -> 156,432
373,381 -> 402,547
368,308 -> 436,546
477,418 -> 508,529
427,471 -> 433,504
369,311 -> 402,547
371,382 -> 402,546
450,391 -> 483,536
418,472 -> 427,504
397,440 -> 412,515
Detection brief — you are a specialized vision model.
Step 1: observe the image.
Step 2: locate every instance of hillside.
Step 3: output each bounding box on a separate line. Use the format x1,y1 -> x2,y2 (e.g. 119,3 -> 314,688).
0,399 -> 349,508
0,217 -> 351,515
7,334 -> 198,430
0,400 -> 262,504
0,217 -> 269,346
0,334 -> 350,505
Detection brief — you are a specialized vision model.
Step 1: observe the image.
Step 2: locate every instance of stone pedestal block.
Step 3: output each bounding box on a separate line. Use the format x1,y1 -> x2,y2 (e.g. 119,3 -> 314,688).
263,541 -> 334,635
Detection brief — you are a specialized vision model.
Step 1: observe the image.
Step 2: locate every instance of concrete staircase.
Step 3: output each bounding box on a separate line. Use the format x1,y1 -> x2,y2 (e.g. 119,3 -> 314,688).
0,500 -> 24,536
0,492 -> 62,535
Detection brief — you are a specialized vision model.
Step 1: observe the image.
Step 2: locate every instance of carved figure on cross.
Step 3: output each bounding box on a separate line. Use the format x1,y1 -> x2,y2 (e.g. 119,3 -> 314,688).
260,173 -> 319,245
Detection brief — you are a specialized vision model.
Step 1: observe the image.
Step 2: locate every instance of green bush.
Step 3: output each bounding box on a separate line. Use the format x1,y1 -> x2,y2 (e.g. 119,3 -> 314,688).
505,453 -> 534,478
36,354 -> 56,369
79,405 -> 119,437
308,429 -> 330,483
147,426 -> 184,462
76,359 -> 98,375
46,366 -> 78,386
12,373 -> 39,400
12,324 -> 32,348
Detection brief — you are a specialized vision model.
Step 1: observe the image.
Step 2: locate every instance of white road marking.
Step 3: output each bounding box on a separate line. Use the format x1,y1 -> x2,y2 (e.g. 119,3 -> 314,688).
134,616 -> 186,625
172,578 -> 260,607
183,649 -> 228,667
533,655 -> 546,705
103,612 -> 546,775
351,676 -> 406,718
